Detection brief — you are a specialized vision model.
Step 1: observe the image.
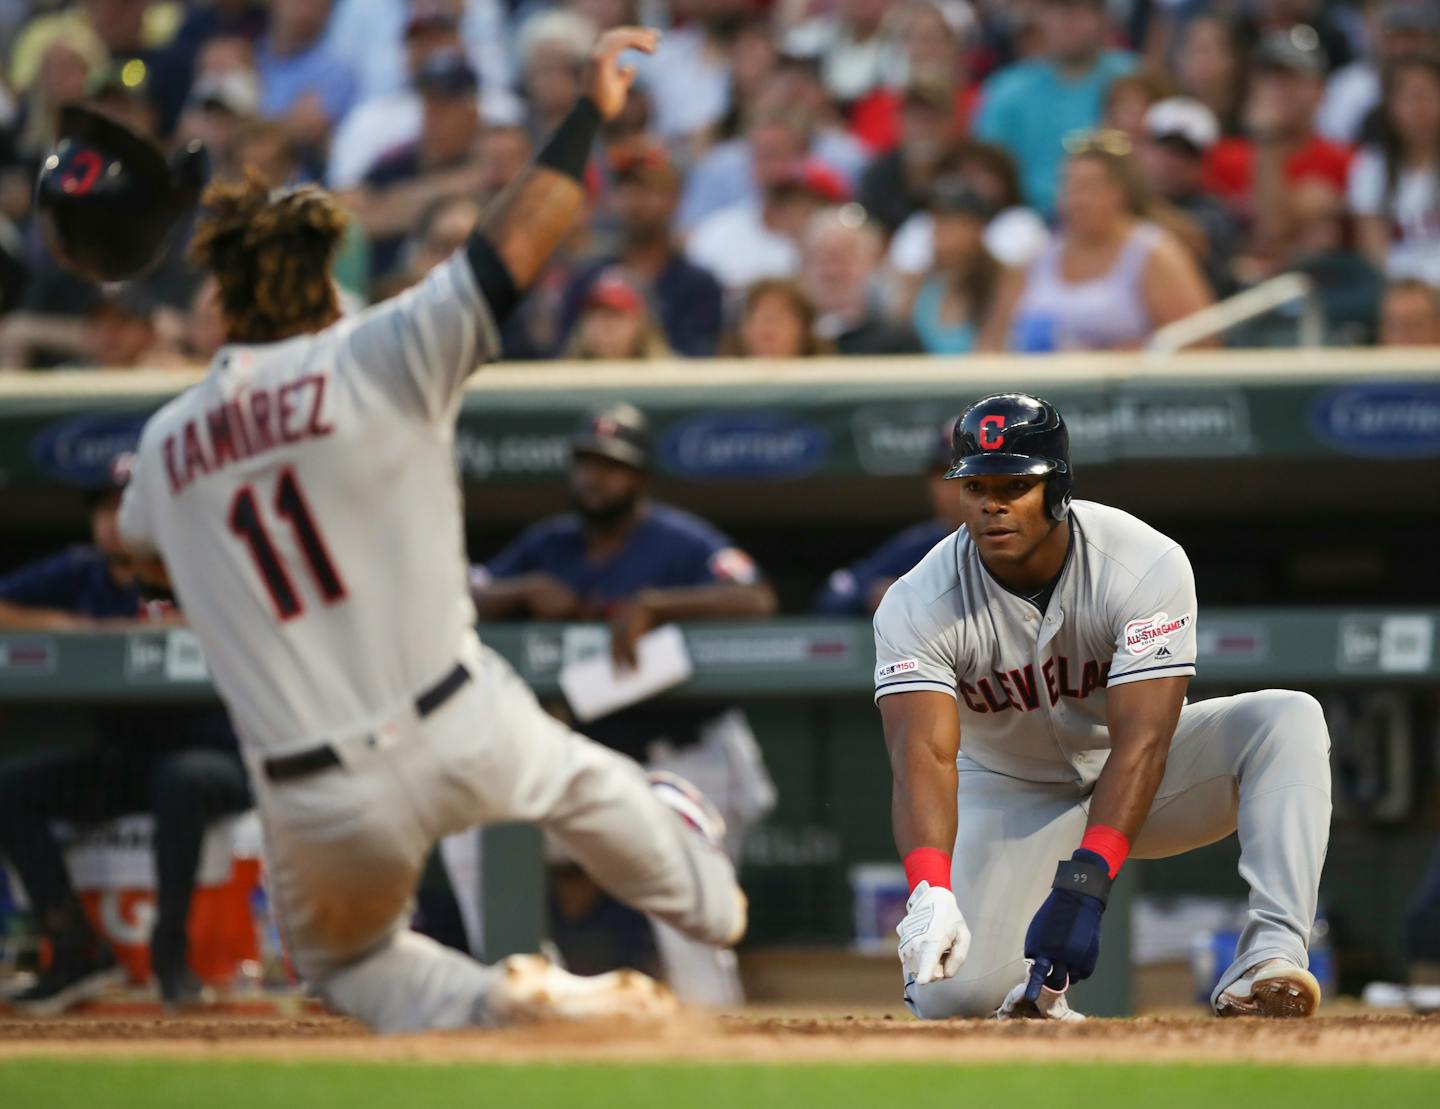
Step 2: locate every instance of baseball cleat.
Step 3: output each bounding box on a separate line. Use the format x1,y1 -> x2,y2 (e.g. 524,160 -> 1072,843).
1215,958 -> 1321,1018
648,770 -> 727,850
6,950 -> 124,1017
487,954 -> 678,1025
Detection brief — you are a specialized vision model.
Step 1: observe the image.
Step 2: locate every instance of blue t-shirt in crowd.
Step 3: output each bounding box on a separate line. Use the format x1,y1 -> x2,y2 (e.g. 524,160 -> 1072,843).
256,38 -> 357,127
815,519 -> 953,616
0,546 -> 142,618
973,52 -> 1135,216
482,502 -> 758,607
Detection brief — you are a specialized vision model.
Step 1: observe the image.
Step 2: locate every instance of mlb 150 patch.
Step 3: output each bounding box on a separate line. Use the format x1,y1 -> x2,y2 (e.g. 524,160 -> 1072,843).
876,659 -> 920,680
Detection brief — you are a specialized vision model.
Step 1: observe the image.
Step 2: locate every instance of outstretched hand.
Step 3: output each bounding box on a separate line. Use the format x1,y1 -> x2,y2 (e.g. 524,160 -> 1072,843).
1022,855 -> 1109,1002
585,27 -> 660,121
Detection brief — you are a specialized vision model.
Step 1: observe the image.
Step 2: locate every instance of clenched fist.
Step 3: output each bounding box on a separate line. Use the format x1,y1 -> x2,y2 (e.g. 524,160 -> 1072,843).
896,881 -> 970,987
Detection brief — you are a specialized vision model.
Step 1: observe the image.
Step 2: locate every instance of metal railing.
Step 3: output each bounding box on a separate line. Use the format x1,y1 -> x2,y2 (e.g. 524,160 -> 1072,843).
1147,272 -> 1323,354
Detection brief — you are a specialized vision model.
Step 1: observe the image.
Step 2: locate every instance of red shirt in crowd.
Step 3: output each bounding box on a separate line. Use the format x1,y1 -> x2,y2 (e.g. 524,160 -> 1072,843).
1203,135 -> 1354,211
848,84 -> 982,154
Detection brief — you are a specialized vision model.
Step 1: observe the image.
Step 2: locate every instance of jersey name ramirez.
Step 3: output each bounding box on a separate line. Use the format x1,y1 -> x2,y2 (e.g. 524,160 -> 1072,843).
164,374 -> 335,496
958,656 -> 1108,714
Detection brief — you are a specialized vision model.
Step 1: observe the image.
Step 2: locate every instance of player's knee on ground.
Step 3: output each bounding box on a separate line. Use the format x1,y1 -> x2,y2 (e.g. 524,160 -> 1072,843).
906,964 -> 1019,1019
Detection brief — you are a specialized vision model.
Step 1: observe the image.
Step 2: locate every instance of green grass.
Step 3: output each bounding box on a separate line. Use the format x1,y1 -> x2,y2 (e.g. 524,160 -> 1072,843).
4,1060 -> 1439,1109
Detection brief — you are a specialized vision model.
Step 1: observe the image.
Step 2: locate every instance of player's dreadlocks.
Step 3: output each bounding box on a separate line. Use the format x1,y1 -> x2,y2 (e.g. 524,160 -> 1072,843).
188,172 -> 348,344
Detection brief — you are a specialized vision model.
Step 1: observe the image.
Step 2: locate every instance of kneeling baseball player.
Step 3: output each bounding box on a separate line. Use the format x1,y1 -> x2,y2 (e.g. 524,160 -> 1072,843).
876,393 -> 1332,1020
107,29 -> 747,1032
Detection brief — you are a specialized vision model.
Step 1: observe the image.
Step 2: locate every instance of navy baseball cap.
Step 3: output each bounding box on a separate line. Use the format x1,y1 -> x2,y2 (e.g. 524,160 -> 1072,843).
571,403 -> 651,470
415,50 -> 479,97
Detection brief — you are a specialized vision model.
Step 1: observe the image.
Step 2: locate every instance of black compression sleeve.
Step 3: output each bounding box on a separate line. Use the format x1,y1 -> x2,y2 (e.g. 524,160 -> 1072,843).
465,233 -> 520,325
536,96 -> 601,183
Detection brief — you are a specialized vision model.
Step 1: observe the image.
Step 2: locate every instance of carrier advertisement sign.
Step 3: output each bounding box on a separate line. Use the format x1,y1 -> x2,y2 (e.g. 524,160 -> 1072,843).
1310,383 -> 1440,458
659,411 -> 829,481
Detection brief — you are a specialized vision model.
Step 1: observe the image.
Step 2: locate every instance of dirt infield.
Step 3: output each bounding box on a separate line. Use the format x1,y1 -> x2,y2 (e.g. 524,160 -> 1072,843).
2,1013 -> 1438,1067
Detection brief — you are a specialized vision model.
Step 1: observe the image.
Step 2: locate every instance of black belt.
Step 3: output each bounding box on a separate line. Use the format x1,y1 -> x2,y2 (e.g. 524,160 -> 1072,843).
263,662 -> 471,783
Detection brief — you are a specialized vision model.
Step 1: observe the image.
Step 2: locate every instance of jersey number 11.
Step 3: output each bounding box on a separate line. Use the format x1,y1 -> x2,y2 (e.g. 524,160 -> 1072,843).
228,468 -> 347,621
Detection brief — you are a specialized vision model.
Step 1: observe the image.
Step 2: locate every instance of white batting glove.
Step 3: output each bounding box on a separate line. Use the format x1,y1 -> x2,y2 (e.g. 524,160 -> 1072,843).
896,881 -> 971,987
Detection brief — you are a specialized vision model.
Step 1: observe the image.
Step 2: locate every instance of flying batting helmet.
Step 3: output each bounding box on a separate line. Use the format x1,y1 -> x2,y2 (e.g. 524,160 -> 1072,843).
35,106 -> 208,283
945,393 -> 1073,521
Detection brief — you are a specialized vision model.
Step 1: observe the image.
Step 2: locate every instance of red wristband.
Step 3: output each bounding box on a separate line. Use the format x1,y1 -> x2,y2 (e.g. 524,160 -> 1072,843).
903,847 -> 952,891
1080,824 -> 1130,879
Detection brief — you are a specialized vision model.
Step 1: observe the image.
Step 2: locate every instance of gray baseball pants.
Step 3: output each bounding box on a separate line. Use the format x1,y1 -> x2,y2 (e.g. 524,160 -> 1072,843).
907,689 -> 1332,1018
250,638 -> 743,1033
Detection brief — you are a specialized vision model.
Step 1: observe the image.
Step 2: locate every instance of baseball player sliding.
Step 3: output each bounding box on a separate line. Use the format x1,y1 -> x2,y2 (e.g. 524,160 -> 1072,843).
114,28 -> 748,1033
876,393 -> 1332,1019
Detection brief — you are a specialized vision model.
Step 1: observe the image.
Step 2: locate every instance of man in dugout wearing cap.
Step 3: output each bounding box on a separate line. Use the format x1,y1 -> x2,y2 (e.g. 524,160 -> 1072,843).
0,459 -> 252,1013
469,403 -> 778,1006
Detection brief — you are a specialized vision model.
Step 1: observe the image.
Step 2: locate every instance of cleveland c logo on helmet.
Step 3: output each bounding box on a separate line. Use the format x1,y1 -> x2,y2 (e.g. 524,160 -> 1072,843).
946,393 -> 1074,522
36,105 -> 209,283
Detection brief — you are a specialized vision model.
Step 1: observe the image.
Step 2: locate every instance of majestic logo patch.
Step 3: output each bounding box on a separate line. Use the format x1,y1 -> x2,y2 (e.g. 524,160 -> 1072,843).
1124,612 -> 1193,656
978,414 -> 1007,450
877,659 -> 920,680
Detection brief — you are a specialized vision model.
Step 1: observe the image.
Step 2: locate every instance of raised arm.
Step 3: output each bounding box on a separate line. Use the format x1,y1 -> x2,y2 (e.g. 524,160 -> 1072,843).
470,28 -> 658,300
343,28 -> 659,421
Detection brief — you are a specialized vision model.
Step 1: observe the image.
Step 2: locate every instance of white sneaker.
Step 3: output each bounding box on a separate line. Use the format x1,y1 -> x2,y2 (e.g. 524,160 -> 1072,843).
1215,958 -> 1321,1018
487,954 -> 678,1025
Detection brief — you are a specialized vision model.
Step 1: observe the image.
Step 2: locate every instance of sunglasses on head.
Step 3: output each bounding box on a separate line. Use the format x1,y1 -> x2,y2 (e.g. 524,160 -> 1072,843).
1063,128 -> 1133,157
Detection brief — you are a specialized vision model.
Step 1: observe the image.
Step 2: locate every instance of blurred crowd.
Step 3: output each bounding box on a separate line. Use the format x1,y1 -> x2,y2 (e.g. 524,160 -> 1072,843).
0,0 -> 1437,370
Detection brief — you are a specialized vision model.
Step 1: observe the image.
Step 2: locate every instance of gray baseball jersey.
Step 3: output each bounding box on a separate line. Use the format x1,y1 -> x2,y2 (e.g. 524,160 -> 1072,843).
118,252 -> 495,753
872,500 -> 1197,784
114,246 -> 746,1035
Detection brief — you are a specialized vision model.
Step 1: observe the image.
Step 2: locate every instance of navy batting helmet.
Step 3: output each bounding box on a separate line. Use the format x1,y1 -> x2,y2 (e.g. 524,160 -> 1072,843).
945,393 -> 1073,521
35,106 -> 208,283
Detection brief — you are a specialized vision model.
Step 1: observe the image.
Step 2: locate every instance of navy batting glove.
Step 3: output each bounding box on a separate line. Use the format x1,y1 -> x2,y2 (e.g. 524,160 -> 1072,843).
1023,848 -> 1111,1002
